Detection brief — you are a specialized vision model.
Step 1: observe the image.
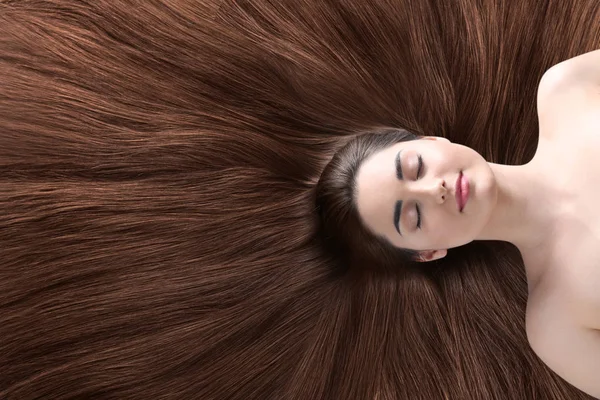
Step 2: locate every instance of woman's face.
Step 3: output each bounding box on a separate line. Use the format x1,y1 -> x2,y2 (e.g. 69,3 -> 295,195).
354,137 -> 498,255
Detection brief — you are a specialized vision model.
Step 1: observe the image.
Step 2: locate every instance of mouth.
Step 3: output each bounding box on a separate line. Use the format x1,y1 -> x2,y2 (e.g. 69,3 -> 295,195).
455,171 -> 470,212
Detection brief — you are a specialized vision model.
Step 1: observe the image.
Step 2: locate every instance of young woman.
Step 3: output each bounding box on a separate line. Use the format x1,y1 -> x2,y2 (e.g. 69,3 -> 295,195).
316,49 -> 600,398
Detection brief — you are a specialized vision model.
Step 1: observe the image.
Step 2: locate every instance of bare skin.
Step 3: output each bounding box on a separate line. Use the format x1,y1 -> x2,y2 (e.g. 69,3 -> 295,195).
522,50 -> 600,399
354,49 -> 600,398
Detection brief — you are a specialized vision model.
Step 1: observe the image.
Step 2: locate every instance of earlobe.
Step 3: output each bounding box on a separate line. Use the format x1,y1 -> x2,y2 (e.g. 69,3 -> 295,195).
415,249 -> 447,262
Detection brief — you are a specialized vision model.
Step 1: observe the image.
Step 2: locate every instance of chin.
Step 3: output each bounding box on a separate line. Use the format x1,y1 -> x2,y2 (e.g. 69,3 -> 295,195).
471,165 -> 497,200
478,173 -> 499,205
463,169 -> 496,225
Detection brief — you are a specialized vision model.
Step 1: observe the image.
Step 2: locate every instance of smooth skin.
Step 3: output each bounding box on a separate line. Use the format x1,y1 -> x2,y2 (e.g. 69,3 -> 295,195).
355,49 -> 600,398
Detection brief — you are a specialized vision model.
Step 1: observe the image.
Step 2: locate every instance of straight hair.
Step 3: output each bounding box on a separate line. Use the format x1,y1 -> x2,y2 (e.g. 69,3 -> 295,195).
1,1 -> 599,399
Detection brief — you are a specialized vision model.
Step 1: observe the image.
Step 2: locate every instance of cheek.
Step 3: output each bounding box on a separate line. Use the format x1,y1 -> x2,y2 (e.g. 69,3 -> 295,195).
426,213 -> 454,245
428,211 -> 472,248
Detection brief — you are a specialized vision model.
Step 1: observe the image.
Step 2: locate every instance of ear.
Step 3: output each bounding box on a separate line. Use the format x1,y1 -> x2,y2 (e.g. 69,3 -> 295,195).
421,136 -> 450,143
415,249 -> 447,262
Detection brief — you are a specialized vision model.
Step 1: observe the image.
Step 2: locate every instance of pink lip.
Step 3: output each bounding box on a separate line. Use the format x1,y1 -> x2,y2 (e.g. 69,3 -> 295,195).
455,172 -> 470,212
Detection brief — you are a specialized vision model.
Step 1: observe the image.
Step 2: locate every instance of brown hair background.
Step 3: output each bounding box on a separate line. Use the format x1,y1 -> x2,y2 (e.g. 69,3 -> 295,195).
1,0 -> 599,399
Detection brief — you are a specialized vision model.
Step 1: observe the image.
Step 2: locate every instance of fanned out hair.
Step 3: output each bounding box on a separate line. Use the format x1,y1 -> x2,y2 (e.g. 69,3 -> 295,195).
1,1 -> 599,399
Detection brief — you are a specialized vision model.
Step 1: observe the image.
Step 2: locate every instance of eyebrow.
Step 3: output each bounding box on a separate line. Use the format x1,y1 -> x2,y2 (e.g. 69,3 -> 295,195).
394,200 -> 403,235
394,150 -> 404,235
395,150 -> 404,180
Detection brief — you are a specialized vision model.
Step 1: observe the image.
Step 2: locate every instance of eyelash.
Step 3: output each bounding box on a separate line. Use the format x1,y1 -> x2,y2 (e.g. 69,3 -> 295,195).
416,155 -> 423,229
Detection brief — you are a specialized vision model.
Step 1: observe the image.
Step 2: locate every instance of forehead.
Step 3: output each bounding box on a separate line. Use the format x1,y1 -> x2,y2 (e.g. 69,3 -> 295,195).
355,139 -> 425,188
354,142 -> 405,238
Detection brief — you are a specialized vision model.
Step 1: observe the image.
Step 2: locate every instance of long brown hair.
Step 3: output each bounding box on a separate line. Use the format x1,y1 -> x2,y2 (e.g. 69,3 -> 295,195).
1,0 -> 599,399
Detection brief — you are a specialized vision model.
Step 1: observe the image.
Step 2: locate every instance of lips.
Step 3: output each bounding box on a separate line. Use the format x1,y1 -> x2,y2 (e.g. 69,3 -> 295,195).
455,172 -> 470,212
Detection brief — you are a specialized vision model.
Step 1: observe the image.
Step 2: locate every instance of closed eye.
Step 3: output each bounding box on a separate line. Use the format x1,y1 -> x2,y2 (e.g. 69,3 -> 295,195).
415,155 -> 423,229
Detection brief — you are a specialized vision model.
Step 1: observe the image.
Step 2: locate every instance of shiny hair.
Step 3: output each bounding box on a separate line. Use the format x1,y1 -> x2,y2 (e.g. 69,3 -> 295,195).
2,0 -> 599,399
316,128 -> 420,271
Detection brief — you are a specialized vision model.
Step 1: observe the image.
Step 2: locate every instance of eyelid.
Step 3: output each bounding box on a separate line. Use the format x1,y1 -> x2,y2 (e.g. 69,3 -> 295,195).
416,155 -> 423,178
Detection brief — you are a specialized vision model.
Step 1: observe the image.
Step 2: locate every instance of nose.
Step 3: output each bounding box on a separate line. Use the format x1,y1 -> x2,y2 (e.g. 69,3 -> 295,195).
411,178 -> 447,204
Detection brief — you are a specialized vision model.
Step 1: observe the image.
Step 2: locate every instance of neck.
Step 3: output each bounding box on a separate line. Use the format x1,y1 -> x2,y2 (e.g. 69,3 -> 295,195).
476,153 -> 565,281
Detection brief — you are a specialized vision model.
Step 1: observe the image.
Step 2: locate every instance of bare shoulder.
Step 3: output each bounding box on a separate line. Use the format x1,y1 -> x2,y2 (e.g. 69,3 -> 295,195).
537,49 -> 600,139
538,49 -> 600,99
526,289 -> 600,398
